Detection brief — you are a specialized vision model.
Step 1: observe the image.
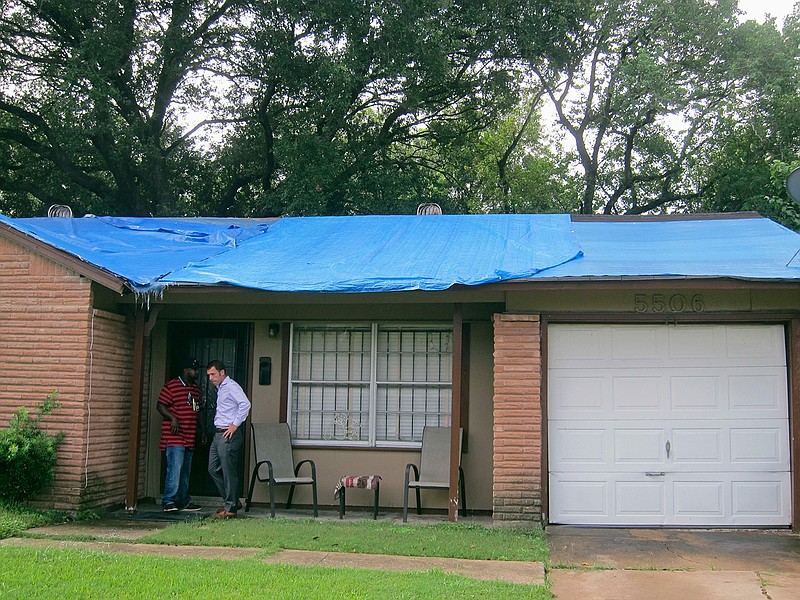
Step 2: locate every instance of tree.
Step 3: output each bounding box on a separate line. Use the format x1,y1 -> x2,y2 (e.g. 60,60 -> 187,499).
431,95 -> 577,214
0,0 -> 589,217
702,7 -> 800,228
0,0 -> 244,216
526,0 -> 775,215
204,0 -> 590,216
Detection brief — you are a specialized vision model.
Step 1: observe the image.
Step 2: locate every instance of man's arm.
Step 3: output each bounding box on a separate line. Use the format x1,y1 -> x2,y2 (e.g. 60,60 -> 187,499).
233,386 -> 251,426
219,381 -> 251,439
157,401 -> 180,434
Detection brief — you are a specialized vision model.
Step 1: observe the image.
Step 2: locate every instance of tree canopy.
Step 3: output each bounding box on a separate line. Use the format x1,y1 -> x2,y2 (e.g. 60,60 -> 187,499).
0,0 -> 797,219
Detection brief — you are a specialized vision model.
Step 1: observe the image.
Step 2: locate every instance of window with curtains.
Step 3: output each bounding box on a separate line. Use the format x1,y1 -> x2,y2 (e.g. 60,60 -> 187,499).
289,323 -> 453,447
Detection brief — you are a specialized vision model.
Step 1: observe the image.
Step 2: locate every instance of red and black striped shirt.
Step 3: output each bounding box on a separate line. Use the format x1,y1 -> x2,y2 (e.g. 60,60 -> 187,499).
158,377 -> 202,450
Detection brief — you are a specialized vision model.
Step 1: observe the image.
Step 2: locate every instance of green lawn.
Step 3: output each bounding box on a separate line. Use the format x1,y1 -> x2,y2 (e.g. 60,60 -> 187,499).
0,546 -> 549,599
0,504 -> 551,599
137,518 -> 548,561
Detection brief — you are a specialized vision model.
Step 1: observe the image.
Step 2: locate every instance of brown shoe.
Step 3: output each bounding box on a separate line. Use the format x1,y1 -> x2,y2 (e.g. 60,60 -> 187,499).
213,510 -> 237,519
216,501 -> 242,515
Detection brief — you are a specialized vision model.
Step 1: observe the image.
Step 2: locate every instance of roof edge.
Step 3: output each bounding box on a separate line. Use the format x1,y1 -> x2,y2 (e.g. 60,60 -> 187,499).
570,211 -> 763,222
0,221 -> 128,294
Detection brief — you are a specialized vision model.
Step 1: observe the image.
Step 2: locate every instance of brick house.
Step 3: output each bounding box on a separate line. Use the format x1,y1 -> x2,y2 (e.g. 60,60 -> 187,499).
1,212 -> 798,530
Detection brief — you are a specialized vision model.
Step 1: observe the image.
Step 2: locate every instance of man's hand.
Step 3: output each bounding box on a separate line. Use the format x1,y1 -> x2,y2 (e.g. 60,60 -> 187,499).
222,424 -> 238,439
170,417 -> 180,434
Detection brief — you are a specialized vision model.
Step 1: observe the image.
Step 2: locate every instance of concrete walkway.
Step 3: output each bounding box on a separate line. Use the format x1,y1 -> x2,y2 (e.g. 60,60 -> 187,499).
2,516 -> 545,586
547,527 -> 800,600
6,510 -> 800,598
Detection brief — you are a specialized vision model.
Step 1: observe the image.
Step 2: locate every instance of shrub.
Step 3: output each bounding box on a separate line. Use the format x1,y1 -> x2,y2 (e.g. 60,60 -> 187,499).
0,391 -> 65,502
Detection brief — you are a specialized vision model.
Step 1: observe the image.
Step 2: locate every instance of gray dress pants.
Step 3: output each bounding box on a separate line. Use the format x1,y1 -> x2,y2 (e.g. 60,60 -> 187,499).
208,428 -> 244,512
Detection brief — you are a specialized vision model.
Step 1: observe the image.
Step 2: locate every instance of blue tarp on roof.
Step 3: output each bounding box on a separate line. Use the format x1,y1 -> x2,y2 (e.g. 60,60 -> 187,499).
536,218 -> 800,280
0,215 -> 271,290
162,214 -> 582,292
2,213 -> 800,294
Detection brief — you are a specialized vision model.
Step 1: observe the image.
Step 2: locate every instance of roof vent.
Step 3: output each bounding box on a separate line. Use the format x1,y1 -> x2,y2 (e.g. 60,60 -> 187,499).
47,204 -> 73,218
416,203 -> 442,215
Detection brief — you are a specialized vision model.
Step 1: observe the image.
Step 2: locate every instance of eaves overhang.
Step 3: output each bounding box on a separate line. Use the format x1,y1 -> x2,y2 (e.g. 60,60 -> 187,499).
481,275 -> 800,291
0,220 -> 129,295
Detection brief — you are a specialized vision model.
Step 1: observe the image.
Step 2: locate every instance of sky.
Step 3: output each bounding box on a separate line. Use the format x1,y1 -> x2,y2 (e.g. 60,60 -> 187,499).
738,0 -> 797,24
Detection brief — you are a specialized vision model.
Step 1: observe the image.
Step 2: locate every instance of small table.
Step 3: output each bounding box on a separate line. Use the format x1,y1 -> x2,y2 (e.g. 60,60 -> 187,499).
334,475 -> 381,519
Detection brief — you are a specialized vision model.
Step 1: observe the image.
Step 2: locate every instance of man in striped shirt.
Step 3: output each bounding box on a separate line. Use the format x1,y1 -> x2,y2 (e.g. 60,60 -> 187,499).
158,357 -> 203,512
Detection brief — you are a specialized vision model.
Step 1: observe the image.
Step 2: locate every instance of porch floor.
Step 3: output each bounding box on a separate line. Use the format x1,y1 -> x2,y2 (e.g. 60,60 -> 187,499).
114,497 -> 494,526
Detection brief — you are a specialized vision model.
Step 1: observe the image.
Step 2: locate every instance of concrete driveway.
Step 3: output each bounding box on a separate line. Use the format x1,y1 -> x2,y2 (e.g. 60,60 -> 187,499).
547,527 -> 800,600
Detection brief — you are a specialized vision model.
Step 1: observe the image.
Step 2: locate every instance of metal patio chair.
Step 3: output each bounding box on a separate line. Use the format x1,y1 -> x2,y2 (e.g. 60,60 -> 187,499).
245,422 -> 318,518
403,426 -> 467,522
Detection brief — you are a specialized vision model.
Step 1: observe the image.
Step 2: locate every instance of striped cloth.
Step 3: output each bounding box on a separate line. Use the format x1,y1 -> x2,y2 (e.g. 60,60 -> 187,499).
334,475 -> 381,499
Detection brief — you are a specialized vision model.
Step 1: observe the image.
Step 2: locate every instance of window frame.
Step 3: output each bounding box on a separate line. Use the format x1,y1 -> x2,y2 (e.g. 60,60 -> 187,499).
288,322 -> 453,449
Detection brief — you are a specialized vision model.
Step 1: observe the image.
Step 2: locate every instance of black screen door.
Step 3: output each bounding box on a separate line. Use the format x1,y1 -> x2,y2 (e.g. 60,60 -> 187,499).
164,322 -> 252,497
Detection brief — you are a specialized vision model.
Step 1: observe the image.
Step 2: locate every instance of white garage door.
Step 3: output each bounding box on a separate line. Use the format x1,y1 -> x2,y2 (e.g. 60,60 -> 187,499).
548,324 -> 791,526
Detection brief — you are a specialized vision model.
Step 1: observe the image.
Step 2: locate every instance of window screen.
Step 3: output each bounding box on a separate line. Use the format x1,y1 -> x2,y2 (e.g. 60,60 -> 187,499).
290,323 -> 452,447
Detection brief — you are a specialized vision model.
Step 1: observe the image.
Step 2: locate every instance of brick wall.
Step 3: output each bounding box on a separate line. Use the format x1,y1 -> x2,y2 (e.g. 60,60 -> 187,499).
0,236 -> 137,511
492,313 -> 542,524
82,309 -> 136,506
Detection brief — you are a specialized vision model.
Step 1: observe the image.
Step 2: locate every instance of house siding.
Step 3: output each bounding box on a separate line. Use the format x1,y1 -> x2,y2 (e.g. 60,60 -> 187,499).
0,236 -> 137,511
492,313 -> 542,524
83,309 -> 138,506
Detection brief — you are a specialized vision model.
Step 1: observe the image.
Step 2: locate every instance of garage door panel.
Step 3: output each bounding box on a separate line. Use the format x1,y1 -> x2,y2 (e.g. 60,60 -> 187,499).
550,325 -> 786,369
550,420 -> 789,473
551,472 -> 791,526
671,473 -> 790,525
670,375 -> 721,410
616,481 -> 666,517
551,473 -> 670,525
729,372 -> 786,411
673,481 -> 725,518
550,368 -> 786,420
730,426 -> 787,465
550,371 -> 670,419
550,376 -> 608,413
671,428 -> 722,464
548,324 -> 790,527
614,429 -> 664,463
725,325 -> 785,360
613,377 -> 663,410
550,421 -> 669,470
549,326 -> 607,361
666,326 -> 720,359
610,327 -> 662,360
550,477 -> 609,518
550,428 -> 607,464
732,479 -> 788,518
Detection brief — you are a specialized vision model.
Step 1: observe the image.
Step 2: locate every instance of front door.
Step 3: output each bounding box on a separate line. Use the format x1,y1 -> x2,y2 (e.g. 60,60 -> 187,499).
165,322 -> 252,497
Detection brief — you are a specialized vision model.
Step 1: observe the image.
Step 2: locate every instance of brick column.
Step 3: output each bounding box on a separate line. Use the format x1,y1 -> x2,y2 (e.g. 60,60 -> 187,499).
492,313 -> 542,525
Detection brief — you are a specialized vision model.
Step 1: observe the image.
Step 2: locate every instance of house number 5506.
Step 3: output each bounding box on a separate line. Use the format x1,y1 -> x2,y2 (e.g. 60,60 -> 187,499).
634,294 -> 705,313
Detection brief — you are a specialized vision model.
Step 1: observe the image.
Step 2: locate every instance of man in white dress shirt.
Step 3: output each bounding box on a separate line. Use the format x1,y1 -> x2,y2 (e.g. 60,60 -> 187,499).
206,359 -> 251,518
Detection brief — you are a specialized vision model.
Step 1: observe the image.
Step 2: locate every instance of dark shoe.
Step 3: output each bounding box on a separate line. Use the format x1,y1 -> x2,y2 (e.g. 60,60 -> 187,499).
163,504 -> 178,512
213,511 -> 237,519
178,503 -> 202,511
